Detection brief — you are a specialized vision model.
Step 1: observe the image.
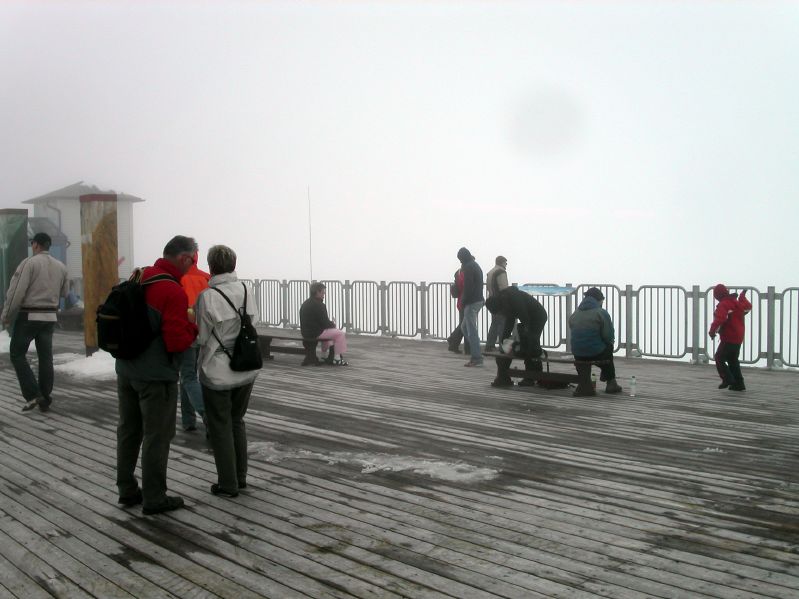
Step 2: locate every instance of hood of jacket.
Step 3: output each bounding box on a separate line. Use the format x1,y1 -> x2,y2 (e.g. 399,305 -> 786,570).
457,247 -> 474,264
578,296 -> 602,311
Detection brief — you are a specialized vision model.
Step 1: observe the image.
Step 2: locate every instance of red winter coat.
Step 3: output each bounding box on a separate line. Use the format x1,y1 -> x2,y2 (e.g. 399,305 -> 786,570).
709,291 -> 752,344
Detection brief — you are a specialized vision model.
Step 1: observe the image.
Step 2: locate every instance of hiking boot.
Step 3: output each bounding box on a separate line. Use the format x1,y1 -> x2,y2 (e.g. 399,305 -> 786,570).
118,489 -> 143,507
728,383 -> 746,391
211,484 -> 239,498
605,379 -> 623,394
491,378 -> 514,388
142,496 -> 184,515
38,396 -> 52,412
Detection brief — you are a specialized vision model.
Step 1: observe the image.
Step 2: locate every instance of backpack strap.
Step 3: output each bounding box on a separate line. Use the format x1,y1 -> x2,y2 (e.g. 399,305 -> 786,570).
141,273 -> 179,287
210,284 -> 249,359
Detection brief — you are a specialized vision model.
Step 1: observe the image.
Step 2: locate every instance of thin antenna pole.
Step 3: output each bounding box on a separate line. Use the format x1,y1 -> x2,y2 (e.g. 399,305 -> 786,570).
307,186 -> 313,281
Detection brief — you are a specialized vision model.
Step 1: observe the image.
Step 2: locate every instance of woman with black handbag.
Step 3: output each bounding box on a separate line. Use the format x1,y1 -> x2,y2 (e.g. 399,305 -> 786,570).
195,245 -> 260,498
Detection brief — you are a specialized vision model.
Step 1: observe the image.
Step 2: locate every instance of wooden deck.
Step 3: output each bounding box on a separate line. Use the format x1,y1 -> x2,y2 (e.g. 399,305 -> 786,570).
1,330 -> 798,599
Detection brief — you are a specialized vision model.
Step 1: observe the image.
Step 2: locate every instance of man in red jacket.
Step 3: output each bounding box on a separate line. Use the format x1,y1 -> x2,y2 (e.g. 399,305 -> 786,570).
116,235 -> 199,515
708,284 -> 752,392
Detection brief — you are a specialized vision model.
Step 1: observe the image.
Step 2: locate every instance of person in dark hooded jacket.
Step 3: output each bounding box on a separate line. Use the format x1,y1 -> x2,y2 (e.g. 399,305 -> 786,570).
709,283 -> 751,391
568,287 -> 622,395
457,247 -> 484,366
485,286 -> 547,387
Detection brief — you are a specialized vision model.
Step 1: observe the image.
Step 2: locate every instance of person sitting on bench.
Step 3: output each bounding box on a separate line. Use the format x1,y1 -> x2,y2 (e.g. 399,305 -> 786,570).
485,286 -> 548,387
568,287 -> 622,395
299,282 -> 348,366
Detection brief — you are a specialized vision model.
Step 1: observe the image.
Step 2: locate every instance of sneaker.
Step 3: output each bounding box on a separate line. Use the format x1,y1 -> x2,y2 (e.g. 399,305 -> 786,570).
142,496 -> 184,515
118,489 -> 143,506
211,484 -> 239,498
491,378 -> 514,388
464,360 -> 483,367
38,396 -> 52,413
728,383 -> 746,391
21,398 -> 39,412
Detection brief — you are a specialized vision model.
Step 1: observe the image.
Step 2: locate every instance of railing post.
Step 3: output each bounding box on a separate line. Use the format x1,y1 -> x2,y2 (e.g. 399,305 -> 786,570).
280,279 -> 289,328
379,280 -> 388,335
565,283 -> 573,353
419,281 -> 428,338
252,279 -> 261,322
625,284 -> 634,357
344,280 -> 352,333
691,285 -> 701,364
767,285 -> 776,369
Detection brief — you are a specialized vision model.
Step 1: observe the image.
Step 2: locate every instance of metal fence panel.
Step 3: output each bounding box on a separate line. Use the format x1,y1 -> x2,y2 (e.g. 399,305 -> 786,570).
351,280 -> 380,334
780,288 -> 799,367
386,282 -> 419,337
637,286 -> 688,358
254,279 -> 282,326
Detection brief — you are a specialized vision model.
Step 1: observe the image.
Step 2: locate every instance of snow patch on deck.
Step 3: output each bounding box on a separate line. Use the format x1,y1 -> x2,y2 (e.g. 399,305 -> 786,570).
251,441 -> 499,483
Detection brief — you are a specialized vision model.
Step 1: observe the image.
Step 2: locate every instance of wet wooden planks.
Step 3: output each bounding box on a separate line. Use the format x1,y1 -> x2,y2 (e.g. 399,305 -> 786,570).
0,330 -> 797,598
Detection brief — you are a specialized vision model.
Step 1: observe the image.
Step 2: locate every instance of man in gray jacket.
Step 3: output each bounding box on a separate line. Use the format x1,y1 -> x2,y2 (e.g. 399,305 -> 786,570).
484,255 -> 508,351
1,232 -> 68,412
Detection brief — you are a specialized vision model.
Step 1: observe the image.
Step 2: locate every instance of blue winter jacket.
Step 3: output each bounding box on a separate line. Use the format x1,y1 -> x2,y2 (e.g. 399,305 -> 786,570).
568,296 -> 615,356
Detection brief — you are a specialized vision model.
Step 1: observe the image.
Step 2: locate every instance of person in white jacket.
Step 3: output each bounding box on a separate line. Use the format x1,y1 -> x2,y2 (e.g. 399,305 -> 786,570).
195,245 -> 259,498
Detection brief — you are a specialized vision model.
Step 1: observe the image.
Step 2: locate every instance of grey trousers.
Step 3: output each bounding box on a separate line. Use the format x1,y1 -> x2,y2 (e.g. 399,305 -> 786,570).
116,376 -> 178,508
202,382 -> 254,493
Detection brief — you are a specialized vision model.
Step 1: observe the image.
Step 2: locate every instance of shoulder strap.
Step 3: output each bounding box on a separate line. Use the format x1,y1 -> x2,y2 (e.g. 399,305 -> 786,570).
141,273 -> 179,287
212,286 -> 241,317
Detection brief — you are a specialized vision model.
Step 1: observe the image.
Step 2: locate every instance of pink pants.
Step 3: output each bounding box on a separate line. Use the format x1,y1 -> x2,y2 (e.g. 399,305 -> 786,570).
317,328 -> 348,355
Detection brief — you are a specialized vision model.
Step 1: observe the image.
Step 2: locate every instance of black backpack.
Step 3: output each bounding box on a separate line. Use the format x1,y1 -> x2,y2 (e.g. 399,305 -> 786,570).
96,270 -> 178,359
211,283 -> 263,372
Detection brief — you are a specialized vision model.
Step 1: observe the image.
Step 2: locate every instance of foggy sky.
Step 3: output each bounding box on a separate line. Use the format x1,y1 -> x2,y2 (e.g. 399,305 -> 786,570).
1,1 -> 797,289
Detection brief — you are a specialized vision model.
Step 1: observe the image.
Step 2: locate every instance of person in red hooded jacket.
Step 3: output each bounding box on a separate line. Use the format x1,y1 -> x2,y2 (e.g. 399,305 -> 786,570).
115,235 -> 199,515
708,283 -> 752,391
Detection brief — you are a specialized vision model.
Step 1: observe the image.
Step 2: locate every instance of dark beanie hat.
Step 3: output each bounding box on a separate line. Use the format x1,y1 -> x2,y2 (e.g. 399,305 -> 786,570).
585,287 -> 604,302
457,247 -> 473,262
713,284 -> 729,300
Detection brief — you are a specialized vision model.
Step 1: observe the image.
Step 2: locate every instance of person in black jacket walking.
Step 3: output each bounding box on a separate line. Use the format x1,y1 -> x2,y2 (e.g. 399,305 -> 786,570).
485,286 -> 548,387
457,247 -> 484,366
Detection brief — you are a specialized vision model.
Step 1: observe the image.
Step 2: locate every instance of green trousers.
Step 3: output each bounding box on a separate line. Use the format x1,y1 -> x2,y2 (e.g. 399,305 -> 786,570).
202,382 -> 253,493
116,375 -> 178,508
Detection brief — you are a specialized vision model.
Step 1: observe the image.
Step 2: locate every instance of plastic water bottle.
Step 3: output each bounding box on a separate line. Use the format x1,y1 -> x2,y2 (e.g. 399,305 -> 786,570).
630,376 -> 636,397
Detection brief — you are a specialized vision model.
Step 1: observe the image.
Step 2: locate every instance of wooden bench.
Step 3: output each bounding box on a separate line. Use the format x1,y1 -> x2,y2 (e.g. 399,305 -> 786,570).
257,333 -> 334,365
484,350 -> 607,396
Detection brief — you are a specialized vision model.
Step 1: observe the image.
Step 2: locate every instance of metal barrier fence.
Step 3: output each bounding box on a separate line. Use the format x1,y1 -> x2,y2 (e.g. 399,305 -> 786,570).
242,279 -> 797,369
